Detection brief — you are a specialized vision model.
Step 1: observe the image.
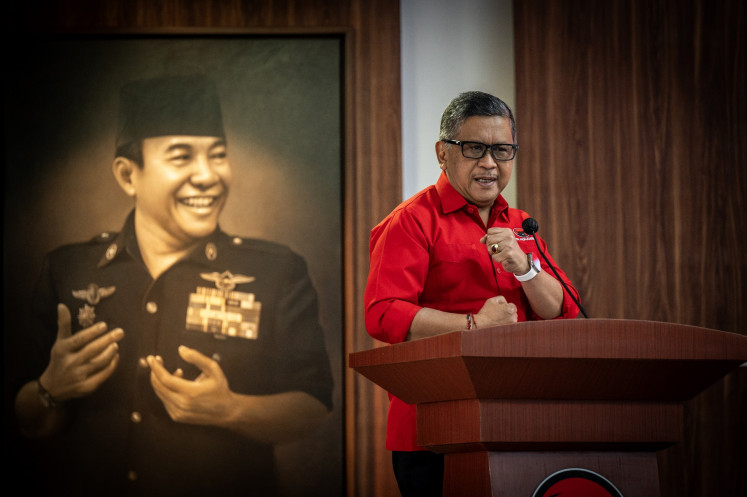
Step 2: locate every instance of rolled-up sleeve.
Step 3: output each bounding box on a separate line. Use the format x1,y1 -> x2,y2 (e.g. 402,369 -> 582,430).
364,209 -> 429,345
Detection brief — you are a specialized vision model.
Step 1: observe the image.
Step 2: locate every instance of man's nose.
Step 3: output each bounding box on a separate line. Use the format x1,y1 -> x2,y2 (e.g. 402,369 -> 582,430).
190,155 -> 219,185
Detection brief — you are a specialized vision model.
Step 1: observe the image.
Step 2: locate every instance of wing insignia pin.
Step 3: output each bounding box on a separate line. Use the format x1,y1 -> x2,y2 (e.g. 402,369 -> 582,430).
72,283 -> 116,305
200,271 -> 256,292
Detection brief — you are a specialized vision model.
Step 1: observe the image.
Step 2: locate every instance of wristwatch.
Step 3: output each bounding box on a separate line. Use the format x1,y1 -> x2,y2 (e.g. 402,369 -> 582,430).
515,252 -> 541,282
36,379 -> 58,409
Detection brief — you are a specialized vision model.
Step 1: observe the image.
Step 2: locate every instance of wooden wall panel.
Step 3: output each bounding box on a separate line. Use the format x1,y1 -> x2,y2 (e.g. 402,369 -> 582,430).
3,1 -> 401,497
514,1 -> 746,496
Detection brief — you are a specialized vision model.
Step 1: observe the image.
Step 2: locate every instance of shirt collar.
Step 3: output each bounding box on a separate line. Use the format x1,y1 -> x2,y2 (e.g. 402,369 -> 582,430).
435,171 -> 510,222
97,210 -> 224,268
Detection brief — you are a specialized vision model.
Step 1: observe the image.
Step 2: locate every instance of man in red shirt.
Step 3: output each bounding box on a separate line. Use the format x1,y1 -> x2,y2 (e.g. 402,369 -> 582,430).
364,91 -> 581,497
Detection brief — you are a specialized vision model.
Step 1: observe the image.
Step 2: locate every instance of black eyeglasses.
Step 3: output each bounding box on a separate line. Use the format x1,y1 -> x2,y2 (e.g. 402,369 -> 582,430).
443,139 -> 518,161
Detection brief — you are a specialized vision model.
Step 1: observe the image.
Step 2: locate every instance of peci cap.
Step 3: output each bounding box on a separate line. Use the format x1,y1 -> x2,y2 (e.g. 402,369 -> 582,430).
115,74 -> 225,150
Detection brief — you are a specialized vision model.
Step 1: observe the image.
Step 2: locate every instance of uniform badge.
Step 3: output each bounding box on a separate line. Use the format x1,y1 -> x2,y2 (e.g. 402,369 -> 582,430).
72,283 -> 116,328
185,271 -> 262,339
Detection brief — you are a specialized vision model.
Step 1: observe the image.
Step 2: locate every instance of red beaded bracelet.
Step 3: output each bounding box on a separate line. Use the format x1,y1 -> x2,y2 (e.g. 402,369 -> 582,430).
466,313 -> 477,330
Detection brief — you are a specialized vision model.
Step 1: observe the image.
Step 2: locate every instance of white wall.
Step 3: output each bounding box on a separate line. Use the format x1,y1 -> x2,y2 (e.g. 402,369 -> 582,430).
400,0 -> 516,205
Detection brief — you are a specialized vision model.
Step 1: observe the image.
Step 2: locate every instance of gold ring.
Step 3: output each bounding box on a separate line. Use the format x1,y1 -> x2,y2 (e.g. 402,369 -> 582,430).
490,243 -> 500,254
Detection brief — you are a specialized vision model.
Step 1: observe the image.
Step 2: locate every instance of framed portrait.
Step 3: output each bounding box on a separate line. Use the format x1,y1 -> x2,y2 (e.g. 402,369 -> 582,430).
3,33 -> 344,496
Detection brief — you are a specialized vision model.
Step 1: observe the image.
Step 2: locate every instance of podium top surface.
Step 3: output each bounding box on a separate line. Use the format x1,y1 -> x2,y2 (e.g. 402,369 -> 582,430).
349,319 -> 747,403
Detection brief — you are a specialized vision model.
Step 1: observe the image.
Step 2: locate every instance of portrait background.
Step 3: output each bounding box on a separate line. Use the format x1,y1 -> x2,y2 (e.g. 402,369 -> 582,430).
3,35 -> 343,496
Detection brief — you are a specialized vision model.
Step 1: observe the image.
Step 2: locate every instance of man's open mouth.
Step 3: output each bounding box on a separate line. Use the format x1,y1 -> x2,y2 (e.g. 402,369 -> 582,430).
180,196 -> 219,207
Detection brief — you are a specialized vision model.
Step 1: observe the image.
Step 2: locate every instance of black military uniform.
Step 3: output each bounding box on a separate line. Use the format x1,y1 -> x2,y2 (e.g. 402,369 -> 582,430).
13,74 -> 333,497
20,211 -> 333,496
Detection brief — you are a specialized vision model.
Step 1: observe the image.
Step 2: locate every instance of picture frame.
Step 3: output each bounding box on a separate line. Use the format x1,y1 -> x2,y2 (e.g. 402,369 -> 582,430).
3,31 -> 346,497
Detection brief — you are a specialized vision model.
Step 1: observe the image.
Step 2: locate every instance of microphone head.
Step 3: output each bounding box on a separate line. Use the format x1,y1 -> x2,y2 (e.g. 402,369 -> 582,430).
522,217 -> 539,235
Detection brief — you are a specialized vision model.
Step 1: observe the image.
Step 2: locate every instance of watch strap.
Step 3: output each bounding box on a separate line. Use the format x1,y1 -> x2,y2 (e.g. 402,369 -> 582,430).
515,252 -> 541,282
37,379 -> 58,409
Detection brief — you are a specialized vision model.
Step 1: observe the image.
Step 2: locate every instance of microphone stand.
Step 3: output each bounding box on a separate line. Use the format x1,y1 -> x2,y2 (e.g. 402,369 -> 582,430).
524,219 -> 589,319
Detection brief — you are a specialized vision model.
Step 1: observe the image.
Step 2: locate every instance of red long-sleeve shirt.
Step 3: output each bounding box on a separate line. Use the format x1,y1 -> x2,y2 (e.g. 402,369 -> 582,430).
364,172 -> 580,451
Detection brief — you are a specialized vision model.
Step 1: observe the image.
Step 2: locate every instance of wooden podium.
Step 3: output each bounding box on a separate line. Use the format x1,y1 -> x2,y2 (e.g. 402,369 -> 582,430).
349,319 -> 747,496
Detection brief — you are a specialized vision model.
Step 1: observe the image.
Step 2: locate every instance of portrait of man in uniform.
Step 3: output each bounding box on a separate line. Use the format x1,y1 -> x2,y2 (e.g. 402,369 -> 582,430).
4,37 -> 343,497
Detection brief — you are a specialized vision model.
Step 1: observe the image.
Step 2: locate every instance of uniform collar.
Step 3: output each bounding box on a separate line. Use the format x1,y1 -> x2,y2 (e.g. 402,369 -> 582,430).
97,210 -> 225,268
435,171 -> 510,222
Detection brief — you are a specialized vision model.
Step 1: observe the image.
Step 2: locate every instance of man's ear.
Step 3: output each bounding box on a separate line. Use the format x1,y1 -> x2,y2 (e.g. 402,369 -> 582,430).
112,157 -> 138,197
435,140 -> 448,170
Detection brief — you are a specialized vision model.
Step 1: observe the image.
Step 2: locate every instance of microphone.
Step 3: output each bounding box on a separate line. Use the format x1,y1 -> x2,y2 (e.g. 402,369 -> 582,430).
521,218 -> 589,318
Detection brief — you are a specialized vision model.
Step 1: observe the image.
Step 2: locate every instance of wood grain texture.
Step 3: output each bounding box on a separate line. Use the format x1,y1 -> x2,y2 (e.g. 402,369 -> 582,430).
513,1 -> 746,495
443,452 -> 492,497
418,399 -> 683,450
350,318 -> 743,494
513,0 -> 745,331
486,452 -> 661,497
443,448 -> 663,496
4,1 -> 402,496
350,320 -> 747,404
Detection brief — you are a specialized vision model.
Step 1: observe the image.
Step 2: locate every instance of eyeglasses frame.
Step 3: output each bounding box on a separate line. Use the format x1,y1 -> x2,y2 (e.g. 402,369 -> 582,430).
442,139 -> 518,162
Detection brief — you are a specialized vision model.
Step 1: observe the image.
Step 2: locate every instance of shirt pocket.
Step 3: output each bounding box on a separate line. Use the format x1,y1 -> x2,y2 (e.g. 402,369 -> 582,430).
425,243 -> 488,303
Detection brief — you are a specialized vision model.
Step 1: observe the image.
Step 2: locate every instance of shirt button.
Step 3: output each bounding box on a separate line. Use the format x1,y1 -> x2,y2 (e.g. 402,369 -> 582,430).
205,242 -> 218,260
146,301 -> 158,314
131,411 -> 142,423
128,470 -> 137,481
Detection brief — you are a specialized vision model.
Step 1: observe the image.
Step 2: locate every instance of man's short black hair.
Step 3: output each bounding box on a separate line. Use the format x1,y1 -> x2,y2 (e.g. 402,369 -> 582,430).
439,91 -> 517,143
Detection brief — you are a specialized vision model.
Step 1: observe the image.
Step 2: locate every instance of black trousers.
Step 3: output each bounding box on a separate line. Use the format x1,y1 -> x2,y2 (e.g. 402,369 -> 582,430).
392,451 -> 444,497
